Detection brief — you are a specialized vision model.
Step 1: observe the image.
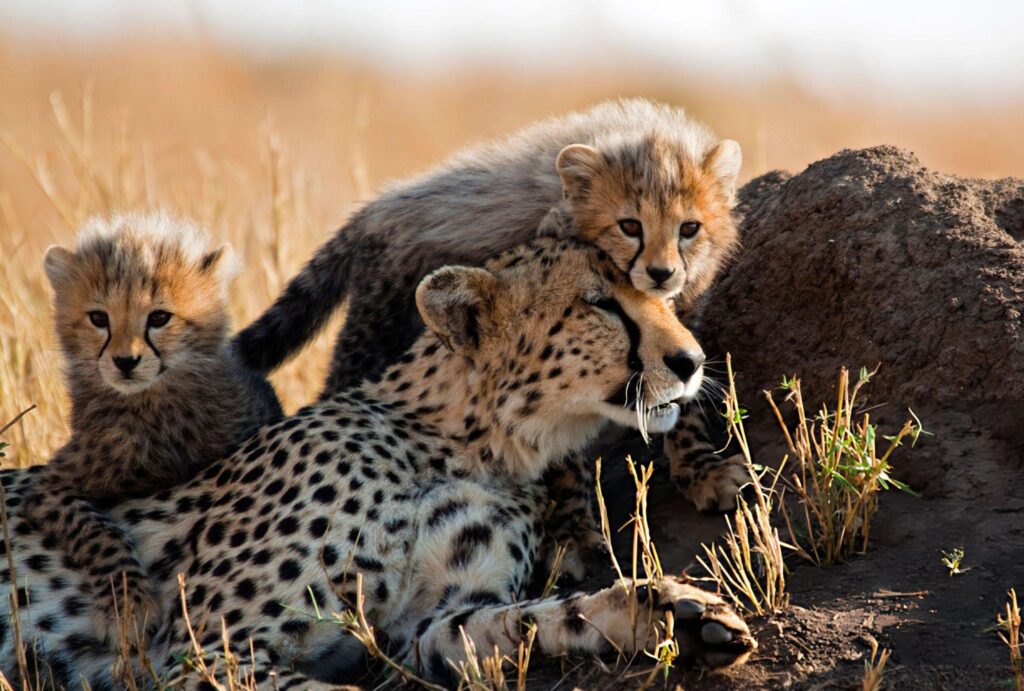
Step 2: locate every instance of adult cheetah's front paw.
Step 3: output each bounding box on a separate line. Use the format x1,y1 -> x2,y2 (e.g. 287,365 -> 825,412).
673,453 -> 751,512
647,576 -> 756,669
91,571 -> 161,649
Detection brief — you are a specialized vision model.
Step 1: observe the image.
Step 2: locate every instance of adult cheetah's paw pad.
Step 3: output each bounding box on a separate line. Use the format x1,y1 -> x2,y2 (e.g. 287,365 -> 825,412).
677,454 -> 751,513
654,577 -> 757,669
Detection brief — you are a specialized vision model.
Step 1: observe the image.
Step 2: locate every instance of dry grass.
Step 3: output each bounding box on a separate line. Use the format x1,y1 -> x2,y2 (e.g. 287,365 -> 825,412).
594,456 -> 679,682
696,354 -> 790,616
768,367 -> 924,566
997,589 -> 1023,691
2,37 -> 1024,466
861,639 -> 891,691
0,84 -> 337,466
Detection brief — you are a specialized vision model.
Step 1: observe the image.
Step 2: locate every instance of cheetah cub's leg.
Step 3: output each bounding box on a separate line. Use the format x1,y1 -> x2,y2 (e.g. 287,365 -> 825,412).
25,475 -> 160,648
539,453 -> 604,582
665,406 -> 750,512
416,576 -> 755,683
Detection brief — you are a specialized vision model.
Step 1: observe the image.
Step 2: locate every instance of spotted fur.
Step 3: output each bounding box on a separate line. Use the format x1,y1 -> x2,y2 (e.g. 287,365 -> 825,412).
231,99 -> 749,527
1,239 -> 753,688
25,213 -> 282,648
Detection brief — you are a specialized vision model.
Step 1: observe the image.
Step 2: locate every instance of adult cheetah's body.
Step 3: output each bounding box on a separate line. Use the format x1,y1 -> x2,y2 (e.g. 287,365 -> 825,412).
0,239 -> 754,689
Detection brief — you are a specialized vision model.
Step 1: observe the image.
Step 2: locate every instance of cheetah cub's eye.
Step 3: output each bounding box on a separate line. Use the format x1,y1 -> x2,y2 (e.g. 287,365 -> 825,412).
87,311 -> 109,328
147,310 -> 172,329
679,221 -> 702,239
617,219 -> 643,238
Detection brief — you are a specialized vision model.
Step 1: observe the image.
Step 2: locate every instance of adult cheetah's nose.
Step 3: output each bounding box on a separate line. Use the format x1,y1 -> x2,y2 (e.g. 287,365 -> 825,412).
663,350 -> 704,382
113,355 -> 142,374
646,266 -> 675,285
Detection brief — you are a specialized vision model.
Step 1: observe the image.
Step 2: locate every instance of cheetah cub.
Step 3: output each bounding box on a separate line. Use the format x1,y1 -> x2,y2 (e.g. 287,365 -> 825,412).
26,212 -> 282,646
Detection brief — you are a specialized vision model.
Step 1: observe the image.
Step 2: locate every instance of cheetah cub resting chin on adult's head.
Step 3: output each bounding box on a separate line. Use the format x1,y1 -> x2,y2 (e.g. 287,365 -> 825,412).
26,212 -> 282,648
234,98 -> 749,518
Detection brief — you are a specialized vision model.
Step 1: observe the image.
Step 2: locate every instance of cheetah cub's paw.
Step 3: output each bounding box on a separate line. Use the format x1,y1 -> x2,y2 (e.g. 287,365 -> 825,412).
92,571 -> 161,649
643,576 -> 757,669
671,450 -> 751,513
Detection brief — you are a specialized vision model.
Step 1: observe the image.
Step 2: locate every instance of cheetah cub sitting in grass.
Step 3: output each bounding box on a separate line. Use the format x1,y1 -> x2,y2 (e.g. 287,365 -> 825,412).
26,212 -> 282,647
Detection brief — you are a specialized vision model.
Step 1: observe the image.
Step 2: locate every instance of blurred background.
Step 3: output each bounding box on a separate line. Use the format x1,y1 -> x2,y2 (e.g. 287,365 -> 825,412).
1,0 -> 1022,464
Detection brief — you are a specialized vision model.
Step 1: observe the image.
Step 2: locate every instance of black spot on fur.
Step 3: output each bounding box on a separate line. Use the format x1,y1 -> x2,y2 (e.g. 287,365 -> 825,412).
448,609 -> 474,638
449,523 -> 493,568
279,560 -> 301,580
564,597 -> 587,635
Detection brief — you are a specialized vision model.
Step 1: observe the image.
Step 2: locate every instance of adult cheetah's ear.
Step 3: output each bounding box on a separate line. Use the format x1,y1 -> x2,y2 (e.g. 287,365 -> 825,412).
199,243 -> 241,284
704,140 -> 742,201
556,144 -> 604,203
416,266 -> 498,353
43,245 -> 76,294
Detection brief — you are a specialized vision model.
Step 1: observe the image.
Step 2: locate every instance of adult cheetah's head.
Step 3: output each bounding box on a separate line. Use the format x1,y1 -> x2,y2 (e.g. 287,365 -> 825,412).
43,212 -> 237,396
416,238 -> 704,463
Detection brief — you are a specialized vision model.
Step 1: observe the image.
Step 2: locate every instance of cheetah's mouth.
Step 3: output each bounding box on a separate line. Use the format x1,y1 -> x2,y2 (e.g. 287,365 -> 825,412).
596,399 -> 681,439
646,402 -> 680,429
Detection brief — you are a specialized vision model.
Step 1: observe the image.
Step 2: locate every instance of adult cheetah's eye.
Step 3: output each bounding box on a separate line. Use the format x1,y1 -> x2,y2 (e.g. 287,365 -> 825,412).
679,221 -> 702,239
147,310 -> 172,329
617,219 -> 643,238
87,311 -> 109,328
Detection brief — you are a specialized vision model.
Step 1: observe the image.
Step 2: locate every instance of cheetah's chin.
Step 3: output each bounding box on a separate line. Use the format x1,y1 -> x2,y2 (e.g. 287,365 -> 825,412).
644,402 -> 681,434
597,400 -> 680,435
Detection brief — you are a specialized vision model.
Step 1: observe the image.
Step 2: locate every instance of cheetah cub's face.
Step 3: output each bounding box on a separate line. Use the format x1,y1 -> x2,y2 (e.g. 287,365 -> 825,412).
43,213 -> 237,395
555,134 -> 741,303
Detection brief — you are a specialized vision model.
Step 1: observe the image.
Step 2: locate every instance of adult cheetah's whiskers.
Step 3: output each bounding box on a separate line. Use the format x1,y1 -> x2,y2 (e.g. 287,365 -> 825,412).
634,372 -> 650,444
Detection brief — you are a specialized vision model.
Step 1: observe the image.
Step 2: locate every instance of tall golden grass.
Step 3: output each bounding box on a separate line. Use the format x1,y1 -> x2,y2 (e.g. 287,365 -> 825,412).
2,37 -> 1022,465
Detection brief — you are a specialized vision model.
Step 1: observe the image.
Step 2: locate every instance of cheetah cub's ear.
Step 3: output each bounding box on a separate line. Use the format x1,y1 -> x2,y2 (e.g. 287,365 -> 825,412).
556,144 -> 604,204
416,266 -> 498,353
43,245 -> 77,294
703,139 -> 743,201
198,242 -> 241,301
200,243 -> 241,283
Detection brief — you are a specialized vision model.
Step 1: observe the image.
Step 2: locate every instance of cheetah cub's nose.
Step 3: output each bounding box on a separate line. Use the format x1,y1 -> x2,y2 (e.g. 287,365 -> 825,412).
113,355 -> 142,374
663,350 -> 704,383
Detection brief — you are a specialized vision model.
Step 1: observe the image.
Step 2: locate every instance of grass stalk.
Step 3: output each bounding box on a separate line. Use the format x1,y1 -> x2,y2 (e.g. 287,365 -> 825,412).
998,589 -> 1022,691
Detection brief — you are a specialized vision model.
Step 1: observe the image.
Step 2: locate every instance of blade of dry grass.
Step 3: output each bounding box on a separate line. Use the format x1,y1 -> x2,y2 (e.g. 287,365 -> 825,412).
998,589 -> 1023,691
861,638 -> 891,691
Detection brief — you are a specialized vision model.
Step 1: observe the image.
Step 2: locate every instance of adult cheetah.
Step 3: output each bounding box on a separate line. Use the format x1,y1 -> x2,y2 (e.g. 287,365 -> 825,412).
0,239 -> 754,688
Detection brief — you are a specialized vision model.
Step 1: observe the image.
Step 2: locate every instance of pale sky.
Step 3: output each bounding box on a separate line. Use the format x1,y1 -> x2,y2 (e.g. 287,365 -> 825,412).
3,0 -> 1023,104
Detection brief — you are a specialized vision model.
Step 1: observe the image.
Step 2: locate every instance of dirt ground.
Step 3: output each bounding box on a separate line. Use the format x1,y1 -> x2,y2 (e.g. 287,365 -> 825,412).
533,147 -> 1024,689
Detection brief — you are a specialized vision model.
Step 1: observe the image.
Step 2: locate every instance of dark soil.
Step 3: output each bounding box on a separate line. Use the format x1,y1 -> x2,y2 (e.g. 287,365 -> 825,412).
534,147 -> 1024,689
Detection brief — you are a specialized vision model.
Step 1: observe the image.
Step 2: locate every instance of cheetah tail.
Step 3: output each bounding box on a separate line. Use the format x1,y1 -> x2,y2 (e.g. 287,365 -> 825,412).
231,222 -> 355,375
